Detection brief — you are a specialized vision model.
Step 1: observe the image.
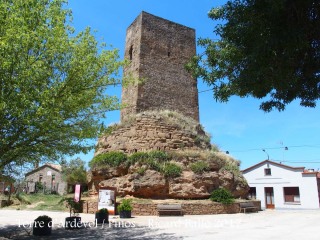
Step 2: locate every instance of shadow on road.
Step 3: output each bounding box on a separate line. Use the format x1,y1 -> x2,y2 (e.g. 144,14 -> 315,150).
0,221 -> 183,240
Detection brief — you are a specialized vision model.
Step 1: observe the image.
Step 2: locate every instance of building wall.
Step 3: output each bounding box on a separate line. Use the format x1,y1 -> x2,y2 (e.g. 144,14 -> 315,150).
243,162 -> 319,209
121,12 -> 199,122
25,166 -> 66,195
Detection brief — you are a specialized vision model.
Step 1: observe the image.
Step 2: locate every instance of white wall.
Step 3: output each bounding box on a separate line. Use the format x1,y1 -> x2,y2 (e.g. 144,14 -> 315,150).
243,162 -> 319,209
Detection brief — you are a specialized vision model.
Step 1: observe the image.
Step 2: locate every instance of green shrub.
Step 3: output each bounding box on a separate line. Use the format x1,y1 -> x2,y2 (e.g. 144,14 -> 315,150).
210,188 -> 234,204
117,199 -> 133,212
89,152 -> 127,168
97,208 -> 109,215
221,162 -> 240,173
144,159 -> 161,172
35,182 -> 44,193
161,163 -> 182,178
127,151 -> 169,171
148,150 -> 169,162
190,161 -> 210,174
128,152 -> 149,165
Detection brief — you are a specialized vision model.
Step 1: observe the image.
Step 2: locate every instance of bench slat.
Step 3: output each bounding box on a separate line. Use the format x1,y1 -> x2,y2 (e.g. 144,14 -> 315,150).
239,202 -> 258,213
157,204 -> 183,216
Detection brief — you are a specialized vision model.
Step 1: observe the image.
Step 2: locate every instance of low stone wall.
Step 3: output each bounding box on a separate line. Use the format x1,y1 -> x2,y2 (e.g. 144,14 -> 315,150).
96,113 -> 210,155
82,200 -> 261,215
82,201 -> 98,214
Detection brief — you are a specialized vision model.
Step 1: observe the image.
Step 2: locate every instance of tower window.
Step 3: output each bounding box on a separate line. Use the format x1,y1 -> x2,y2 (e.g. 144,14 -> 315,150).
129,45 -> 133,60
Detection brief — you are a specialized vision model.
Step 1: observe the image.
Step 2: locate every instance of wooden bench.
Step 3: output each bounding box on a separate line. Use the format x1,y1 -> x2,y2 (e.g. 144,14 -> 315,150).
239,202 -> 258,213
157,204 -> 183,216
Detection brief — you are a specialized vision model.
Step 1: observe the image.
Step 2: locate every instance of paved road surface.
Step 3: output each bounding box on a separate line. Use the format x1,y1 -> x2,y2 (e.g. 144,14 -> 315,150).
0,209 -> 319,239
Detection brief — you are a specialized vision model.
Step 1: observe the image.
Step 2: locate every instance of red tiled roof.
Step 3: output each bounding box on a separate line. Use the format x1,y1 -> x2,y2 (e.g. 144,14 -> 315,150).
302,171 -> 319,175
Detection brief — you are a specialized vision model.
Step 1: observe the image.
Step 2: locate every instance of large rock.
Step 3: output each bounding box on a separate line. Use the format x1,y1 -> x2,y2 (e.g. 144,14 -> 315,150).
168,171 -> 220,199
99,170 -> 168,198
87,165 -> 128,195
97,169 -> 248,199
218,170 -> 250,198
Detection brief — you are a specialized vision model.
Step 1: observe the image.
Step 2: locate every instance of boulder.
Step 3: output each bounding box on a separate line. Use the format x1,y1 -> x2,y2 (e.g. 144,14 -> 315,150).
99,170 -> 168,198
168,171 -> 220,199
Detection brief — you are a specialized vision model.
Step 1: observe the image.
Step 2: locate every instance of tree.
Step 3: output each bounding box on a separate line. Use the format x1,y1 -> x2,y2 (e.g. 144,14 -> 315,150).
0,0 -> 125,169
61,158 -> 87,190
186,0 -> 320,112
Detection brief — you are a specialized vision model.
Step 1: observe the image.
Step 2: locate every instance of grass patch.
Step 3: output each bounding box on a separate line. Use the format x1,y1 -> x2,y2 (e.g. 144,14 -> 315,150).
6,193 -> 67,211
190,161 -> 210,174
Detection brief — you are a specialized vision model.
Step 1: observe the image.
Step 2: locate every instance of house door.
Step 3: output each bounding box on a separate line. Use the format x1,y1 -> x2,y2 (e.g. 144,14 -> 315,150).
265,187 -> 275,209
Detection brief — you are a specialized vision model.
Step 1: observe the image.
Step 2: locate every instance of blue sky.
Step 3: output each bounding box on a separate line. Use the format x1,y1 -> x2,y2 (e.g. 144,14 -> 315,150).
67,0 -> 320,170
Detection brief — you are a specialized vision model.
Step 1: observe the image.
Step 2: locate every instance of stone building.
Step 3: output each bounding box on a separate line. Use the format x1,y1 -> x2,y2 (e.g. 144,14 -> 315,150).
25,163 -> 66,195
121,11 -> 199,122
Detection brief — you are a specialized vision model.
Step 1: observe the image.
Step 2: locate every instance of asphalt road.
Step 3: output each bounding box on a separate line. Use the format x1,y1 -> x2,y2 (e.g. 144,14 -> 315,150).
0,209 -> 319,239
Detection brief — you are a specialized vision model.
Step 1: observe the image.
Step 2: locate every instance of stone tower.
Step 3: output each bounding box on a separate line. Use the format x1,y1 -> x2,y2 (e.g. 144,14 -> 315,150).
121,12 -> 199,122
90,13 -> 249,200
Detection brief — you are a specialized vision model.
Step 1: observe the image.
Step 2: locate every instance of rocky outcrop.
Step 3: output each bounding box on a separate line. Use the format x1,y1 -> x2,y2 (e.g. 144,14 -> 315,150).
89,161 -> 249,199
99,170 -> 168,198
89,111 -> 249,200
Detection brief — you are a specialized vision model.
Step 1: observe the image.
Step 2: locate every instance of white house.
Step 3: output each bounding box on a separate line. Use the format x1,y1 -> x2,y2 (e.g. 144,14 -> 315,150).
242,160 -> 320,209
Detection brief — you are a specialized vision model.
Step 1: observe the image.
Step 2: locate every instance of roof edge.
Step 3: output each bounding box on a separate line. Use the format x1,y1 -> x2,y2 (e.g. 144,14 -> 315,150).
25,164 -> 61,177
242,160 -> 305,174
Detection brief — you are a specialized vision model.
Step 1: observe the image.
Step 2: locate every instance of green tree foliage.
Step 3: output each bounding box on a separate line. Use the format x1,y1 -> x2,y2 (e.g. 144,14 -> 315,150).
61,158 -> 87,185
186,0 -> 320,112
0,0 -> 125,169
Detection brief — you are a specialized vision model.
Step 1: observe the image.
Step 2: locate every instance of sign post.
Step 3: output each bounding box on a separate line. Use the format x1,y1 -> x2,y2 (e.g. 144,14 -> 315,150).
98,187 -> 116,215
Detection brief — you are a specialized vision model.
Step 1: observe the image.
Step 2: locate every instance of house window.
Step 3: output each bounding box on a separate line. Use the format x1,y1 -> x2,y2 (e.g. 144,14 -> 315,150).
39,174 -> 43,182
52,174 -> 55,181
248,187 -> 256,199
264,168 -> 271,176
284,187 -> 300,203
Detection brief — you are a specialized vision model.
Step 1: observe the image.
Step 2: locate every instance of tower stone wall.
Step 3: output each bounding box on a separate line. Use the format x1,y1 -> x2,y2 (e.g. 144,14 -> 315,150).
121,12 -> 199,122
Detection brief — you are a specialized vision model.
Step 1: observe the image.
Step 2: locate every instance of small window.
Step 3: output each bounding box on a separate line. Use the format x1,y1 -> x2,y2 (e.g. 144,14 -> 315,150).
52,174 -> 55,180
167,51 -> 171,57
248,187 -> 256,200
129,45 -> 133,60
39,174 -> 43,182
264,168 -> 271,176
284,187 -> 300,203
